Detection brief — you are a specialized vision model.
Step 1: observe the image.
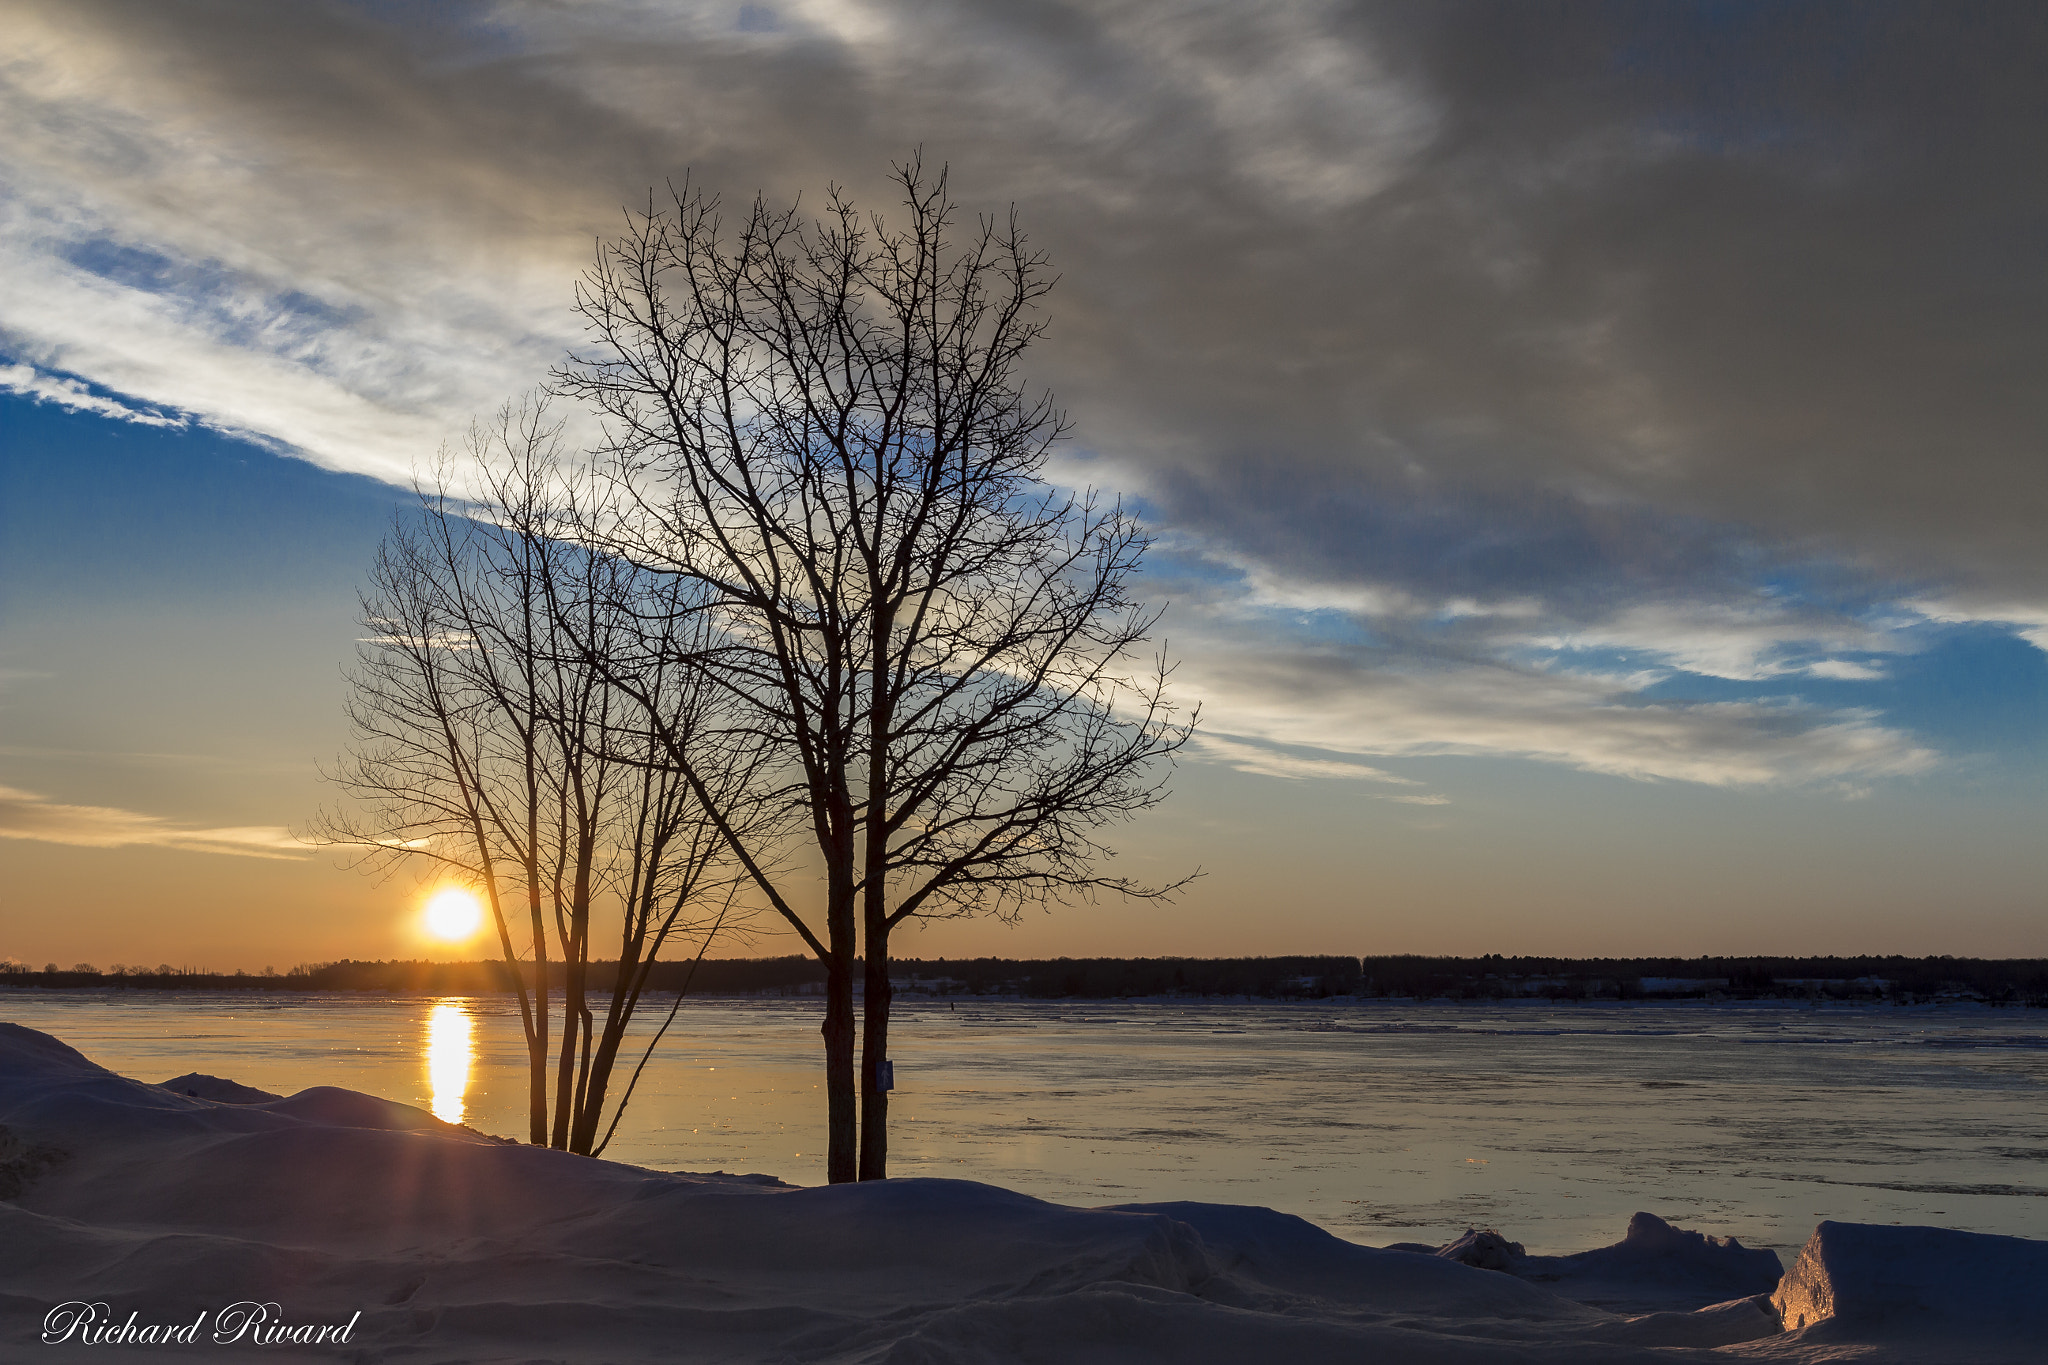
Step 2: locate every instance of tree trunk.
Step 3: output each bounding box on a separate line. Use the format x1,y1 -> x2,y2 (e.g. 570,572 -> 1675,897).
858,922 -> 892,1180
553,937 -> 584,1149
821,809 -> 860,1182
823,954 -> 858,1182
570,949 -> 639,1154
859,600 -> 893,1181
527,896 -> 549,1145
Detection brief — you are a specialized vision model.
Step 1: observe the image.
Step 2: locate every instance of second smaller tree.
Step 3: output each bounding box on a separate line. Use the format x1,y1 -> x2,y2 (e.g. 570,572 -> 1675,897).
315,402 -> 761,1152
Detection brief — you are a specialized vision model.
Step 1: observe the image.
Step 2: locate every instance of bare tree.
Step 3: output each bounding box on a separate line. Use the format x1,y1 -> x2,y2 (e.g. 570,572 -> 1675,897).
556,157 -> 1195,1181
313,403 -> 756,1153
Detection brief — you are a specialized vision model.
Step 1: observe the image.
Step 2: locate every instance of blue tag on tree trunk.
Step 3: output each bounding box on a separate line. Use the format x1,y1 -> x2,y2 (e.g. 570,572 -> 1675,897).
878,1060 -> 894,1092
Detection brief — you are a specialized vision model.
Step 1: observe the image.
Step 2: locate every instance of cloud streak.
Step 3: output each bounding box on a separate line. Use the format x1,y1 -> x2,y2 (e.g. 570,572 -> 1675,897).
0,784 -> 306,859
1191,733 -> 1424,786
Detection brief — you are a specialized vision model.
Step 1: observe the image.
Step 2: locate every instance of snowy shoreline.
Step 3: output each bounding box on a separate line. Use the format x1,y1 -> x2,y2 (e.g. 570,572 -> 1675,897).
3,1021 -> 2043,1363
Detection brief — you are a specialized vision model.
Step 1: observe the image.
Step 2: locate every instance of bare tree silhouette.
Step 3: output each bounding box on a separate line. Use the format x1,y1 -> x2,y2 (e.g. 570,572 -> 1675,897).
313,403 -> 765,1153
557,157 -> 1196,1181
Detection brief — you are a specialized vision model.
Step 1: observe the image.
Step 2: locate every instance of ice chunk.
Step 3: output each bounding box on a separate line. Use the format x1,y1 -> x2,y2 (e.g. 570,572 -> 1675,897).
1773,1219 -> 2048,1359
1436,1227 -> 1527,1270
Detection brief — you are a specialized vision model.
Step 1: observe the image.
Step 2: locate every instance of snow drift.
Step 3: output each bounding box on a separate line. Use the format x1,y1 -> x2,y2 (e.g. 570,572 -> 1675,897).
0,1021 -> 2039,1363
1421,1210 -> 1785,1313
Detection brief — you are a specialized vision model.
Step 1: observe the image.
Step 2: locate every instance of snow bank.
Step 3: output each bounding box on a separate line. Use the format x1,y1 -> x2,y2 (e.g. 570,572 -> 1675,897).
0,1022 -> 2035,1363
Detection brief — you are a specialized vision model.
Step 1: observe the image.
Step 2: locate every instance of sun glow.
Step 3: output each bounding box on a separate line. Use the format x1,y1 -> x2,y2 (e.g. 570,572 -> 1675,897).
422,887 -> 484,942
424,1001 -> 473,1125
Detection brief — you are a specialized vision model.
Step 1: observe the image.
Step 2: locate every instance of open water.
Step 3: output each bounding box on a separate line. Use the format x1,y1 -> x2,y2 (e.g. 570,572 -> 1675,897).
4,991 -> 2043,1262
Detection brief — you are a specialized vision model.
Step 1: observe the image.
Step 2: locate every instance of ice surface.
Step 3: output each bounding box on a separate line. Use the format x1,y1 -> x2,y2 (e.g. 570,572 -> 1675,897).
1,1022 -> 2041,1363
7,992 -> 2046,1260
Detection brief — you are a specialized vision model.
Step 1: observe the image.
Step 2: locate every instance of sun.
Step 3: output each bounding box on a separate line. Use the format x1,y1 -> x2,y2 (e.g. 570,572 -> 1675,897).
422,887 -> 485,942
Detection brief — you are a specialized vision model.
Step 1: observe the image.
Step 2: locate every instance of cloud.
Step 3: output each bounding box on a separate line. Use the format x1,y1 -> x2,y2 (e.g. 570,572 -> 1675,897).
1147,527 -> 1940,786
6,2 -> 2044,586
1191,733 -> 1417,783
0,0 -> 1437,484
0,1 -> 602,480
1174,631 -> 1936,789
0,784 -> 306,859
1908,598 -> 2048,655
4,0 -> 2040,794
1512,599 -> 1903,683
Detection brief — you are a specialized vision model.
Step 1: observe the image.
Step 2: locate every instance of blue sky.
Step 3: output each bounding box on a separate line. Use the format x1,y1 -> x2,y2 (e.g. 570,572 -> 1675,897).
1,1 -> 2043,965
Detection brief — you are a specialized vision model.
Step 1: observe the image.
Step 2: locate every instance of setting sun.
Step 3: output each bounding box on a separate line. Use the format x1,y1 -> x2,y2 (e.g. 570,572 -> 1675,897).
421,887 -> 484,942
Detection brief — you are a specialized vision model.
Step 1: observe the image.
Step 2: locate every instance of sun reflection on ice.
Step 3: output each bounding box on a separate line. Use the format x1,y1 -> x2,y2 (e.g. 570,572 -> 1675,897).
425,1001 -> 473,1125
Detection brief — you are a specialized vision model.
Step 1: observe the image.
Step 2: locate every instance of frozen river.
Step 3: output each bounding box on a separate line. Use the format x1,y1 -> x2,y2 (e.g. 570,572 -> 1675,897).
4,990 -> 2042,1262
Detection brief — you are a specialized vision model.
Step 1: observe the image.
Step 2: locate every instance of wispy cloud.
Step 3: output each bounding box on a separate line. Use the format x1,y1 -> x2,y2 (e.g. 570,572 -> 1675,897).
1185,733 -> 1452,804
0,784 -> 306,859
1175,631 -> 1936,790
0,362 -> 184,428
1192,733 -> 1417,783
1148,534 -> 1942,789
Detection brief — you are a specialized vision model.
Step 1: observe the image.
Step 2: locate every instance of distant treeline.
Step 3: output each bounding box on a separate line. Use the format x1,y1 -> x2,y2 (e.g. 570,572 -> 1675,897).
1354,954 -> 2048,1004
4,953 -> 2046,1003
0,956 -> 1357,999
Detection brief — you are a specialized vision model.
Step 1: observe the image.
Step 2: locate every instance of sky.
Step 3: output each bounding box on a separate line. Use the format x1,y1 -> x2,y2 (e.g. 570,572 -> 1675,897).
1,0 -> 2044,970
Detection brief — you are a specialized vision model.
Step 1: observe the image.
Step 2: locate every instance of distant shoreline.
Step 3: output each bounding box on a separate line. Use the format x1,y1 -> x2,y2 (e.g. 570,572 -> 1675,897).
5,952 -> 2044,1005
3,986 -> 2039,1009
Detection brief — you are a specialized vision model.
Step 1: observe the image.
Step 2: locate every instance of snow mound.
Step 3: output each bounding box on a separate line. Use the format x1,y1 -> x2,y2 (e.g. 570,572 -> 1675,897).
669,1167 -> 794,1187
1400,1213 -> 1781,1314
159,1074 -> 282,1104
1511,1211 -> 1785,1314
0,1021 -> 102,1076
1767,1220 -> 2048,1363
1106,1201 -> 1576,1317
254,1085 -> 476,1135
